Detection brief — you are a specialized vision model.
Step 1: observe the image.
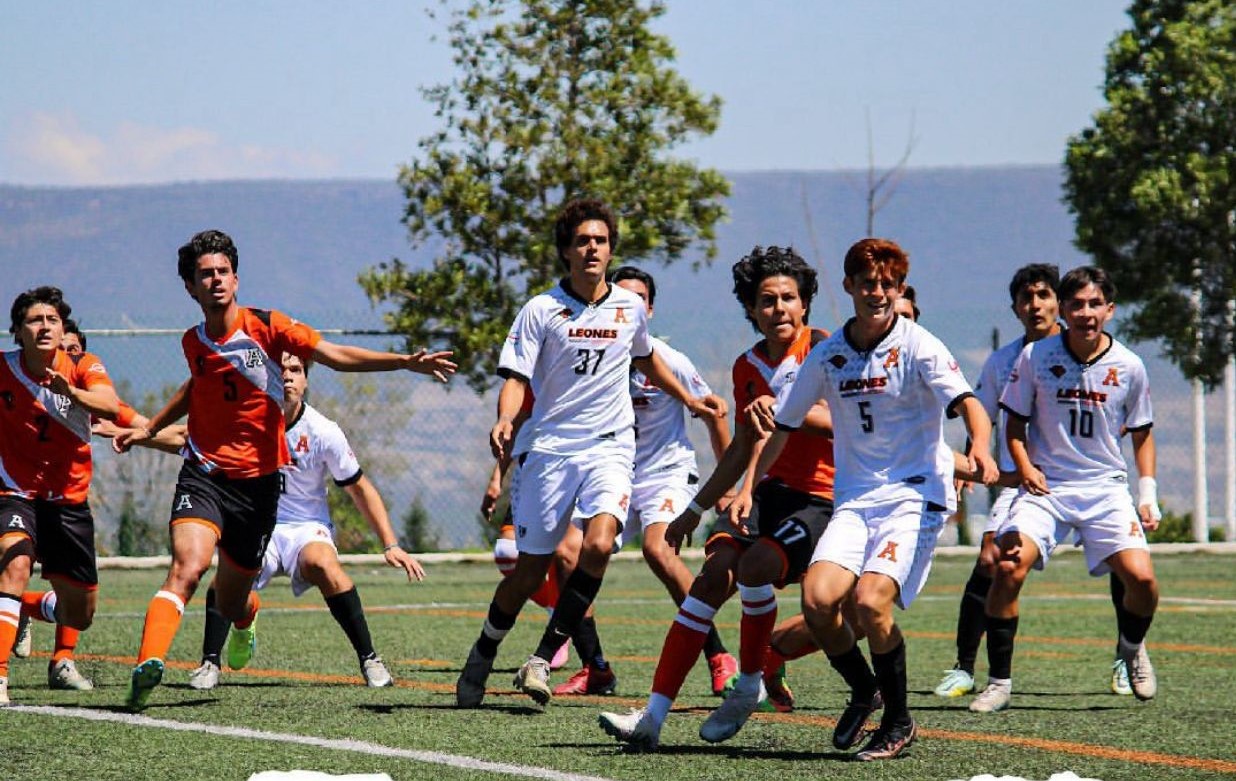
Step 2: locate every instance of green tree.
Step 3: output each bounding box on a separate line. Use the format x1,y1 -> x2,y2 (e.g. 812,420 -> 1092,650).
361,0 -> 729,392
1063,0 -> 1236,387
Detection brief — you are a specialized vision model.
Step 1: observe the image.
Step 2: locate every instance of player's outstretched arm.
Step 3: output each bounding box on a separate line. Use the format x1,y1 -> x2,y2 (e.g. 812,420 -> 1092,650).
1130,428 -> 1161,531
115,380 -> 191,453
633,351 -> 717,420
956,396 -> 999,485
313,340 -> 456,382
664,422 -> 761,551
1005,414 -> 1048,495
344,476 -> 425,582
47,368 -> 119,419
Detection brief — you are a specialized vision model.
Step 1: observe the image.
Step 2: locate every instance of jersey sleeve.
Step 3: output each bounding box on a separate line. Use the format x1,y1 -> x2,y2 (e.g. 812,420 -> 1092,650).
666,345 -> 712,398
913,330 -> 973,415
498,300 -> 543,381
973,352 -> 1001,421
1123,357 -> 1154,431
631,304 -> 653,359
73,352 -> 115,391
774,348 -> 826,430
271,310 -> 322,360
998,344 -> 1035,420
322,421 -> 363,485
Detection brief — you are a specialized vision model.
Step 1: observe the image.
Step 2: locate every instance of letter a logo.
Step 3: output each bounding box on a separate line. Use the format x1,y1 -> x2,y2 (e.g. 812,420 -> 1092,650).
613,307 -> 628,324
876,540 -> 898,562
658,498 -> 675,513
1129,521 -> 1142,538
295,434 -> 309,453
883,347 -> 900,370
175,493 -> 194,512
1103,367 -> 1120,387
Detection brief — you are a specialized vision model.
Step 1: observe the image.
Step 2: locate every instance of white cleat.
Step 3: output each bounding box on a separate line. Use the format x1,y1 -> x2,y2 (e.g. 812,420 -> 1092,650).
0,675 -> 9,706
969,681 -> 1012,713
1110,657 -> 1132,696
48,659 -> 94,691
188,660 -> 221,691
362,656 -> 393,688
598,708 -> 661,752
12,617 -> 31,658
513,655 -> 553,707
1123,643 -> 1156,701
699,678 -> 767,743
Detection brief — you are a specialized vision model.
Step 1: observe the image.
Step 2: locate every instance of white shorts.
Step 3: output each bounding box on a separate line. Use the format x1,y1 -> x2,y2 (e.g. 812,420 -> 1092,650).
998,478 -> 1148,575
984,487 -> 1017,535
253,521 -> 337,597
810,495 -> 948,609
510,441 -> 634,556
620,467 -> 696,548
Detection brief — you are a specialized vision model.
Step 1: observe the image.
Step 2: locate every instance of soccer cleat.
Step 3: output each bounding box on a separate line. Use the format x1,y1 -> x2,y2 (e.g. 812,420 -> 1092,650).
933,666 -> 976,698
455,643 -> 494,708
226,619 -> 257,671
12,616 -> 31,658
598,708 -> 661,752
0,676 -> 8,706
759,663 -> 795,713
969,681 -> 1012,713
707,652 -> 738,696
126,658 -> 165,712
854,718 -> 917,761
361,656 -> 393,688
699,678 -> 767,743
552,664 -> 617,696
513,655 -> 553,706
48,658 -> 94,691
1123,643 -> 1156,701
188,660 -> 221,691
833,690 -> 882,750
549,639 -> 570,671
1110,658 -> 1132,696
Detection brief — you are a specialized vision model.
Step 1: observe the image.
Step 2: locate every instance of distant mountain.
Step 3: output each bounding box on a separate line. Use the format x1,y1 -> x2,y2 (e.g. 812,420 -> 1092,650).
1,169 -> 1228,532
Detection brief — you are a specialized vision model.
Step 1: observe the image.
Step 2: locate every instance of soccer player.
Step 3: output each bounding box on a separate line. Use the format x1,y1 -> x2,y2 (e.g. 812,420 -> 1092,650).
0,287 -> 120,705
114,228 -> 454,711
969,266 -> 1160,713
893,285 -> 919,321
598,245 -> 837,751
454,198 -> 715,709
756,238 -> 997,759
179,352 -> 425,690
546,265 -> 739,698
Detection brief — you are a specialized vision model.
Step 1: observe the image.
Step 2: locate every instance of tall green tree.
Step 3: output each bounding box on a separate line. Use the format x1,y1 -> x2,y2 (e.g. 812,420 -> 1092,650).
1063,0 -> 1236,387
361,0 -> 729,392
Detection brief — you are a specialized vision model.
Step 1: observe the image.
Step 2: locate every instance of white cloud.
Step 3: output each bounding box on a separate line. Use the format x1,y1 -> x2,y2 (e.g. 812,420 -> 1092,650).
4,112 -> 338,185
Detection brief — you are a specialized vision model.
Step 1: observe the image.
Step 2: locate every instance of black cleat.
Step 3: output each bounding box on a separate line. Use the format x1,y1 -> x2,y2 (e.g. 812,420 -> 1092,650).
854,718 -> 916,761
832,690 -> 883,750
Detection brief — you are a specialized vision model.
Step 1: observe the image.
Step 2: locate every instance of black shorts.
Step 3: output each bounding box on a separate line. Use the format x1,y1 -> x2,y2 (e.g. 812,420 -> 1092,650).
169,462 -> 280,571
0,495 -> 98,587
706,479 -> 834,586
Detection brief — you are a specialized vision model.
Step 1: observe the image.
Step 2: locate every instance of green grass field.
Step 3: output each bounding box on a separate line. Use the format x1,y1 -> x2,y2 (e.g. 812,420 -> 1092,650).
3,550 -> 1234,781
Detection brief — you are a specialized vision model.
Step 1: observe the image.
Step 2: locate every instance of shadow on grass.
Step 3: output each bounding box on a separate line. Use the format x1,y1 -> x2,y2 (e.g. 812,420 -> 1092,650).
576,741 -> 856,761
358,701 -> 546,716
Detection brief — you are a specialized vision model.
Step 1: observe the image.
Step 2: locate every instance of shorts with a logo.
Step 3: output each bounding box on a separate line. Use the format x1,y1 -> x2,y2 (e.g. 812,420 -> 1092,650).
707,479 -> 834,587
811,491 -> 948,608
620,467 -> 698,547
253,521 -> 337,596
998,477 -> 1148,575
169,461 -> 281,571
0,495 -> 98,587
984,487 -> 1017,535
510,439 -> 634,556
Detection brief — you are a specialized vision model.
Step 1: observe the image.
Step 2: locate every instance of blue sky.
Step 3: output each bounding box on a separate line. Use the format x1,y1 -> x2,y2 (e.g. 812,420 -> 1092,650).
1,1 -> 1130,185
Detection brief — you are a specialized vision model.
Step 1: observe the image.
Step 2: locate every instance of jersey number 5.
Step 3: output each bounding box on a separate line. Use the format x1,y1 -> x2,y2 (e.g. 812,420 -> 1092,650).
858,400 -> 874,433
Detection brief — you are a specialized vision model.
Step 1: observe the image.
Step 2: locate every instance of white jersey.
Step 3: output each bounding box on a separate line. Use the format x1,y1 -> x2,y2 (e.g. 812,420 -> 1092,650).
974,336 -> 1026,472
500,280 -> 653,456
776,315 -> 973,510
630,336 -> 711,478
278,403 -> 362,527
999,332 -> 1152,483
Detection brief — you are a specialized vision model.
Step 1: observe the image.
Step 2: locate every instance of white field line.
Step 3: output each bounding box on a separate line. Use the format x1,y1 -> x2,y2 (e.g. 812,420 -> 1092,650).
11,705 -> 622,781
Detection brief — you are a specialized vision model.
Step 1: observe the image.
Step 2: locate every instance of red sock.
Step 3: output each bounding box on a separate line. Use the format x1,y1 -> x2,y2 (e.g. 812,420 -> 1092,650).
739,586 -> 778,675
651,597 -> 715,700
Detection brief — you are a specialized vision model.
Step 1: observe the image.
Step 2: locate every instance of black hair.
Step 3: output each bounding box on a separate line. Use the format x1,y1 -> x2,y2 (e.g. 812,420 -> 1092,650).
902,284 -> 921,320
731,246 -> 817,332
1058,265 -> 1116,304
10,286 -> 71,339
1008,263 -> 1060,304
177,229 -> 239,284
610,266 -> 656,306
63,317 -> 87,351
554,199 -> 619,270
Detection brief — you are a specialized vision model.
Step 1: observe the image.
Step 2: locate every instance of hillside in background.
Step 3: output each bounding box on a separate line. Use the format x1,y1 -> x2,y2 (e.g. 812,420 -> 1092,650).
1,169 -> 1229,533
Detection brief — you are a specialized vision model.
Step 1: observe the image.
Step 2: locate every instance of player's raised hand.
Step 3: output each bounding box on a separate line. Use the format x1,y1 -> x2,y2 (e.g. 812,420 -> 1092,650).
404,350 -> 457,383
744,395 -> 777,436
113,426 -> 151,453
385,544 -> 426,582
45,367 -> 72,397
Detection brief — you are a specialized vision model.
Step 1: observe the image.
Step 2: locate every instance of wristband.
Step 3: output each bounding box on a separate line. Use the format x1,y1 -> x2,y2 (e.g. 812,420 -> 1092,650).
383,542 -> 400,552
1137,476 -> 1157,506
686,498 -> 706,516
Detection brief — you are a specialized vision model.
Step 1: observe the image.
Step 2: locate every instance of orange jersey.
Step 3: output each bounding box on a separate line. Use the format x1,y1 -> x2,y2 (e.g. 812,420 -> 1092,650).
182,307 -> 321,478
733,327 -> 835,498
0,349 -> 114,504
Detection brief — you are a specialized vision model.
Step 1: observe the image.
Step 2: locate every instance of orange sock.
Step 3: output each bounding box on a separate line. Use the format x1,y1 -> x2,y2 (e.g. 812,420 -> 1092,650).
651,596 -> 716,700
234,591 -> 261,630
0,594 -> 19,677
53,624 -> 81,663
20,590 -> 56,622
739,585 -> 778,675
529,574 -> 559,610
137,590 -> 186,664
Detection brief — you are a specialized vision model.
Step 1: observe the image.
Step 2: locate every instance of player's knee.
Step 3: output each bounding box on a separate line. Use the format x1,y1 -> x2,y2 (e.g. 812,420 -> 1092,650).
735,543 -> 781,588
994,556 -> 1027,587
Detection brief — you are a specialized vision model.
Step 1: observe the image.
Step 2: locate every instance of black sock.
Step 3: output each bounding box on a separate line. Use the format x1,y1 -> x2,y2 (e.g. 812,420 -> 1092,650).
826,643 -> 878,702
702,625 -> 728,659
534,569 -> 602,662
201,587 -> 231,665
476,601 -> 518,659
570,616 -> 607,669
1109,572 -> 1128,654
986,615 -> 1019,681
955,568 -> 992,674
871,641 -> 910,728
325,588 -> 375,660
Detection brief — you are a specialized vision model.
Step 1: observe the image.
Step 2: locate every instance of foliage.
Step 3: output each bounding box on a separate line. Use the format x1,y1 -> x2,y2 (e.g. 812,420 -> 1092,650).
402,495 -> 440,553
360,0 -> 730,393
115,493 -> 163,556
326,484 -> 378,553
1063,0 -> 1236,387
1148,508 -> 1224,542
